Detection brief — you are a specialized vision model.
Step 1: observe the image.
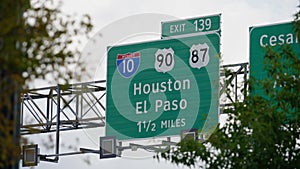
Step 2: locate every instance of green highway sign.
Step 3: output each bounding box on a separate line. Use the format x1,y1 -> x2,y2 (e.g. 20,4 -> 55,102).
249,22 -> 300,95
161,14 -> 221,38
106,33 -> 220,140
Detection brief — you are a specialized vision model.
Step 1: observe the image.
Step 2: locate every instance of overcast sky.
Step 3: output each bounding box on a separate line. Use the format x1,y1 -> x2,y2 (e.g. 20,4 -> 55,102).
60,0 -> 299,82
23,0 -> 299,169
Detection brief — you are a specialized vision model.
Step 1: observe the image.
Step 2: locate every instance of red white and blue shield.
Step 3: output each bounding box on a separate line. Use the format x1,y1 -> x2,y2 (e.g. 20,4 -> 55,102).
116,52 -> 140,78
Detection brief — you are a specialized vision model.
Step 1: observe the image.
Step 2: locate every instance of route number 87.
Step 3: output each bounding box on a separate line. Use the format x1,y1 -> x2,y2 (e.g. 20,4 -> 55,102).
191,48 -> 207,63
189,43 -> 210,69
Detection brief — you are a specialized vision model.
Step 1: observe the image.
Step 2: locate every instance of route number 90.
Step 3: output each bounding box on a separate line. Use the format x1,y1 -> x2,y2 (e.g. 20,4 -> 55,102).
155,48 -> 174,73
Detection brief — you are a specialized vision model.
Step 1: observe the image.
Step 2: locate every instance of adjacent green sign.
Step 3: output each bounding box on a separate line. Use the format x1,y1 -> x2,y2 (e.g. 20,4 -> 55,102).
106,34 -> 220,140
161,14 -> 221,38
250,22 -> 299,95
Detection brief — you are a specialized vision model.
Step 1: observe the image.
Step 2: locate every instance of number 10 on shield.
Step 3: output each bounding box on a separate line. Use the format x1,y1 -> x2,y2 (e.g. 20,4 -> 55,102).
116,52 -> 141,78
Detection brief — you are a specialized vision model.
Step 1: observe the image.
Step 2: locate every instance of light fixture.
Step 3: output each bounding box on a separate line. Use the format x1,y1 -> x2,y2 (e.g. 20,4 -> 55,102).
181,129 -> 198,141
100,136 -> 117,159
22,144 -> 39,167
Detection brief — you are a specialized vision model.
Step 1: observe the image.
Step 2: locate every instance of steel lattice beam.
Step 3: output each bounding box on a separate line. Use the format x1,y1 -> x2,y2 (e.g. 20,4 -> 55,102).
20,80 -> 106,135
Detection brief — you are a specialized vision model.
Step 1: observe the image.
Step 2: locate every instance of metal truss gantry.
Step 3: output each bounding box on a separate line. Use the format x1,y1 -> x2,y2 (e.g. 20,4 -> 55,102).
20,80 -> 107,162
21,80 -> 106,135
20,62 -> 249,162
220,62 -> 248,109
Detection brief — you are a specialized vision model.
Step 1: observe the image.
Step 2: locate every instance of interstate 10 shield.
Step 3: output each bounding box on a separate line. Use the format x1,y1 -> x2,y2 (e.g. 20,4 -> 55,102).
116,52 -> 140,78
106,33 -> 220,140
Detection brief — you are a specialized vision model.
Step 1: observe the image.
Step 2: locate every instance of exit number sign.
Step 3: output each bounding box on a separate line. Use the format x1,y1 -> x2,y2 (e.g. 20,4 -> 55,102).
161,14 -> 221,38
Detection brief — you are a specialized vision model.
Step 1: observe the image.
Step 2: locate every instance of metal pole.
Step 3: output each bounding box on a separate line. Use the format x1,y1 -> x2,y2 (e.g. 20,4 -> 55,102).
46,90 -> 51,131
75,86 -> 79,128
13,82 -> 20,169
235,72 -> 238,102
55,85 -> 61,162
243,63 -> 248,98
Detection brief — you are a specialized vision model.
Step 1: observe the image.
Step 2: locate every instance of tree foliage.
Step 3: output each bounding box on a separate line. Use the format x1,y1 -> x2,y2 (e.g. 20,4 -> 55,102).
0,0 -> 92,167
158,10 -> 300,169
